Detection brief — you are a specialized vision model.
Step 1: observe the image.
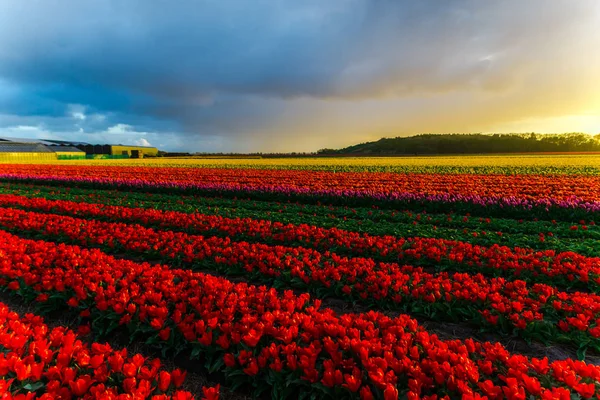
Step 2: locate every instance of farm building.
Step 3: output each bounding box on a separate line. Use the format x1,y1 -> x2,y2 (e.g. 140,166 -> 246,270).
0,141 -> 57,162
0,137 -> 158,159
109,144 -> 158,158
78,144 -> 158,158
47,145 -> 87,159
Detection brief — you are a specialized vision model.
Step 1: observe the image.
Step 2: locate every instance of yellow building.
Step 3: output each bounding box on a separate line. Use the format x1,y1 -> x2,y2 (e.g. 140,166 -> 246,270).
0,142 -> 57,162
0,137 -> 159,160
48,145 -> 87,159
109,145 -> 159,157
79,144 -> 159,158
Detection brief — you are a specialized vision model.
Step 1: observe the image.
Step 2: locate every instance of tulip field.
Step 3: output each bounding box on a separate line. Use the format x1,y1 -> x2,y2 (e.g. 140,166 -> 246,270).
0,159 -> 600,399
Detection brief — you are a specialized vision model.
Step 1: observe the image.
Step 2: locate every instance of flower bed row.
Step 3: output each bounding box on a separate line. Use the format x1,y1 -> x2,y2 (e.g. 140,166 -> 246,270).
1,207 -> 600,350
3,182 -> 598,231
2,180 -> 597,229
2,183 -> 599,257
0,229 -> 599,399
0,302 -> 218,399
0,165 -> 599,219
3,182 -> 598,257
1,165 -> 598,203
1,194 -> 597,292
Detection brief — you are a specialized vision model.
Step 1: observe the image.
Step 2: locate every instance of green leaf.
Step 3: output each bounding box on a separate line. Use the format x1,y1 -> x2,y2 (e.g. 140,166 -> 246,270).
576,345 -> 588,360
22,381 -> 45,392
190,345 -> 202,360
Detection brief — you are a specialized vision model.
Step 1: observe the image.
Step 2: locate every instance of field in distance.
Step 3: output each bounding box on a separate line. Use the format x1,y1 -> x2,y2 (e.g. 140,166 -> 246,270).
2,153 -> 600,175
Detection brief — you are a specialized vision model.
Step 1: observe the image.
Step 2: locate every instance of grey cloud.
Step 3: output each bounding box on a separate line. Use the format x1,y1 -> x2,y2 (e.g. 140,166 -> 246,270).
0,0 -> 599,151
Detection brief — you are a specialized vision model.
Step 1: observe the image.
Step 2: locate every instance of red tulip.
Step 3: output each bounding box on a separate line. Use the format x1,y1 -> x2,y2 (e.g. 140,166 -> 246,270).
158,371 -> 171,392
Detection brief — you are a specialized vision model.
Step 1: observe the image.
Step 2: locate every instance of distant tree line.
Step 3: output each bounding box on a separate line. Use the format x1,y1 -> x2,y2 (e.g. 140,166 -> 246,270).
318,133 -> 600,155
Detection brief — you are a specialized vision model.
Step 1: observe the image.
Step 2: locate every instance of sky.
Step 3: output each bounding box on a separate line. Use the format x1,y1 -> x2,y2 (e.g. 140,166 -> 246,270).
1,0 -> 600,153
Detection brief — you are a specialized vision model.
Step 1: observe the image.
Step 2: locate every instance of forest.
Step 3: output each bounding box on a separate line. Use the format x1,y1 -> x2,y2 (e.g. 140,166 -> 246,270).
318,133 -> 600,155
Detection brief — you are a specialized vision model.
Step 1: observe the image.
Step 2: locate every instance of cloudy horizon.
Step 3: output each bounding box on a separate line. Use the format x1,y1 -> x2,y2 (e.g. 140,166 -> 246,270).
1,0 -> 599,152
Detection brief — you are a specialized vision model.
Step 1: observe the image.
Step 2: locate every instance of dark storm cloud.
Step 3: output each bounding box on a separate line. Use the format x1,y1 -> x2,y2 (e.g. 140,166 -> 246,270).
0,0 -> 599,151
0,1 -> 356,99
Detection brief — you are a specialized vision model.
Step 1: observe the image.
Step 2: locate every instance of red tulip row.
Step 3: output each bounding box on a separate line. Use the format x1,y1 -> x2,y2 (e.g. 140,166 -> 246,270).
0,193 -> 597,291
0,230 -> 598,399
3,181 -> 598,235
3,183 -> 599,260
0,302 -> 219,399
1,165 -> 599,220
1,207 -> 599,350
0,164 -> 598,203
